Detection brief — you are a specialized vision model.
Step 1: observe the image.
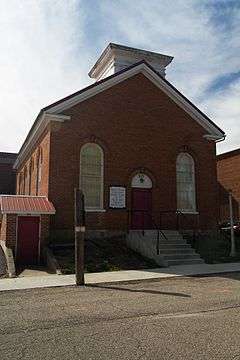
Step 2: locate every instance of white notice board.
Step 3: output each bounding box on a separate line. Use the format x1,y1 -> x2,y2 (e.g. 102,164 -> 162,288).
109,186 -> 126,208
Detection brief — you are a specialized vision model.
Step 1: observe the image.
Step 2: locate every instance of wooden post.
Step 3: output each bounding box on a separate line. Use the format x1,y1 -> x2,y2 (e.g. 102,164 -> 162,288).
74,188 -> 85,285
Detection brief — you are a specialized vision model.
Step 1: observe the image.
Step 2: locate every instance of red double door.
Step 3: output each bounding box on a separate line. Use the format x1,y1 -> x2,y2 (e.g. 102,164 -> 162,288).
17,216 -> 40,265
131,188 -> 152,229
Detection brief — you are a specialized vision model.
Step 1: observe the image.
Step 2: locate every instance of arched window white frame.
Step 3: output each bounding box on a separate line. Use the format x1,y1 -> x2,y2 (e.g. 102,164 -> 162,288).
176,153 -> 196,213
131,173 -> 152,189
80,143 -> 104,210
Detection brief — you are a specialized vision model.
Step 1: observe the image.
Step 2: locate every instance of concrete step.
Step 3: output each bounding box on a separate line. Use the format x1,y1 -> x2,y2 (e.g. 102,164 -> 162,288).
163,253 -> 202,260
160,236 -> 186,242
127,229 -> 205,267
159,244 -> 192,250
161,230 -> 182,235
159,240 -> 188,245
167,258 -> 204,266
160,248 -> 196,255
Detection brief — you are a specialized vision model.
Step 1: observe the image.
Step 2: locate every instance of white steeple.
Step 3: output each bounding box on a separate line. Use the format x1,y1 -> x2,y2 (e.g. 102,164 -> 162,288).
89,43 -> 173,82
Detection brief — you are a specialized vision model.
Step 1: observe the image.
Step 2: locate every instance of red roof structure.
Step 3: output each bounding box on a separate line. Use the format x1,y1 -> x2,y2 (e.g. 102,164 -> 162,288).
0,195 -> 55,215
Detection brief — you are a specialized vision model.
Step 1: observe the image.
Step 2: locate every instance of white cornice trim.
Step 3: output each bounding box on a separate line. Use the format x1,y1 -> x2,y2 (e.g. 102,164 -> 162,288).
48,63 -> 224,139
140,68 -> 224,139
46,65 -> 145,114
14,62 -> 224,171
14,112 -> 71,170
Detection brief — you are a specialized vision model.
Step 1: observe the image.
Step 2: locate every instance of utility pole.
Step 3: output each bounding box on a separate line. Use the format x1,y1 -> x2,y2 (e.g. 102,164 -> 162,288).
74,188 -> 85,285
229,190 -> 236,257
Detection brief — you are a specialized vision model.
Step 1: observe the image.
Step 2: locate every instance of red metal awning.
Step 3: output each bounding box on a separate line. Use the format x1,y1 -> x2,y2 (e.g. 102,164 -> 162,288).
0,195 -> 56,215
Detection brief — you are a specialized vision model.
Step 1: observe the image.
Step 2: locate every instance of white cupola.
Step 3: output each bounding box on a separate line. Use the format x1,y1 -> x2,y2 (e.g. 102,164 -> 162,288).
88,43 -> 174,82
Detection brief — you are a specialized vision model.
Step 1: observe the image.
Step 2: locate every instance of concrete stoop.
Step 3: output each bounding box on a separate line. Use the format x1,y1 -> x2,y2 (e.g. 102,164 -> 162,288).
126,230 -> 204,267
159,230 -> 204,266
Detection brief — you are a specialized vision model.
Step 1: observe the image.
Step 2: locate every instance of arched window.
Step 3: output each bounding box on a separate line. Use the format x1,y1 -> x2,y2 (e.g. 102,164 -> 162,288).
29,158 -> 34,195
18,173 -> 22,194
80,143 -> 104,210
23,167 -> 27,194
176,153 -> 196,212
131,173 -> 152,189
36,148 -> 42,195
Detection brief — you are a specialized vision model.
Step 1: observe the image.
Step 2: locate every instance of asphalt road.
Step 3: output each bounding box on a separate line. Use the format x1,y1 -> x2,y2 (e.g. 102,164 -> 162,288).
1,273 -> 240,360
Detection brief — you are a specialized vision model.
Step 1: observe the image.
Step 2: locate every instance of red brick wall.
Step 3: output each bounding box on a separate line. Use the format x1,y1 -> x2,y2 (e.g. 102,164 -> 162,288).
14,74 -> 220,235
1,214 -> 50,256
0,215 -> 7,242
45,73 -> 219,233
217,153 -> 240,220
16,130 -> 51,196
0,214 -> 17,249
5,215 -> 17,250
40,215 -> 50,247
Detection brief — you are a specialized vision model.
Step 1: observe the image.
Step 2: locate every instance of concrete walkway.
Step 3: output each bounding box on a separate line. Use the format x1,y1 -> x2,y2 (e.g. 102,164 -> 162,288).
0,262 -> 240,292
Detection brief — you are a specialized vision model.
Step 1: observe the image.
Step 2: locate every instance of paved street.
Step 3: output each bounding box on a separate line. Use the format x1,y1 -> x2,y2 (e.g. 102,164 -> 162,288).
1,273 -> 240,359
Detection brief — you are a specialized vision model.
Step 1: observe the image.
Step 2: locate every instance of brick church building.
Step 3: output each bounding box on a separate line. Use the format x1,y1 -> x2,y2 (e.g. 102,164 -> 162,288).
1,43 -> 225,267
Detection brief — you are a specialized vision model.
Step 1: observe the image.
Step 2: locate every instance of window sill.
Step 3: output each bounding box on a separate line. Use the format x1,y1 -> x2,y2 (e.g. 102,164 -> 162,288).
85,209 -> 106,213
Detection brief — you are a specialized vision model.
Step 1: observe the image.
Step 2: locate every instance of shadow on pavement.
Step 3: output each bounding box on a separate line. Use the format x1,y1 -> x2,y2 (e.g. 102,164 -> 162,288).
87,284 -> 191,298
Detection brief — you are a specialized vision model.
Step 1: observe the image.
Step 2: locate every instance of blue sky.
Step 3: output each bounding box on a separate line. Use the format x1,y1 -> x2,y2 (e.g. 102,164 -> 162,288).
0,0 -> 239,154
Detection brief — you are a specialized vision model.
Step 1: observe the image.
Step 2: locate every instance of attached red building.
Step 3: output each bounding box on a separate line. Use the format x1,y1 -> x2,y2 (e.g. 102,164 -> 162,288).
217,149 -> 240,220
0,195 -> 55,274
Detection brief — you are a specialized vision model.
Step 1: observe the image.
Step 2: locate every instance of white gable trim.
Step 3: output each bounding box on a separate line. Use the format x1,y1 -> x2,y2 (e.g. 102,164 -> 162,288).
14,113 -> 70,170
47,63 -> 224,139
15,62 -> 224,170
141,68 -> 223,138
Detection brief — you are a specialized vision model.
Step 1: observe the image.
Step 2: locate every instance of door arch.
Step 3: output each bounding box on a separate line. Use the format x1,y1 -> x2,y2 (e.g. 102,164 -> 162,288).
131,173 -> 153,229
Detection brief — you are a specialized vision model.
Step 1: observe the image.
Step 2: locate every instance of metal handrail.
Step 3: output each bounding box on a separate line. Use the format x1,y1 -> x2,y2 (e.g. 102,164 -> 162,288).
127,209 -> 168,255
127,209 -> 206,254
176,211 -> 200,243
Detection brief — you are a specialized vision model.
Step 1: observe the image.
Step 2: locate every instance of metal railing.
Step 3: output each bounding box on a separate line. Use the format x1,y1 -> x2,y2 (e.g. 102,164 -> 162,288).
127,209 -> 167,255
127,209 -> 202,255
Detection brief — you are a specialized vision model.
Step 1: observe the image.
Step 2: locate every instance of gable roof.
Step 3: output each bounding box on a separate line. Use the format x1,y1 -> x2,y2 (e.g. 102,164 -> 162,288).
14,60 -> 225,169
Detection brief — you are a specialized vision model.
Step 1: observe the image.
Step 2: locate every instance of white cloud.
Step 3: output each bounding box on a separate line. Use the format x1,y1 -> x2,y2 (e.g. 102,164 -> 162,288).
0,0 -> 91,152
201,79 -> 240,153
99,0 -> 240,153
0,0 -> 239,154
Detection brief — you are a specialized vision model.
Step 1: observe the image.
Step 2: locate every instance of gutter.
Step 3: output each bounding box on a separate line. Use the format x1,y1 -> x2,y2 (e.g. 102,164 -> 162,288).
203,134 -> 226,143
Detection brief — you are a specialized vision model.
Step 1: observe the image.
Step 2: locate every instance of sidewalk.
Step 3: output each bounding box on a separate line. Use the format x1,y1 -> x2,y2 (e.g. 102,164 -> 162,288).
0,262 -> 240,292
